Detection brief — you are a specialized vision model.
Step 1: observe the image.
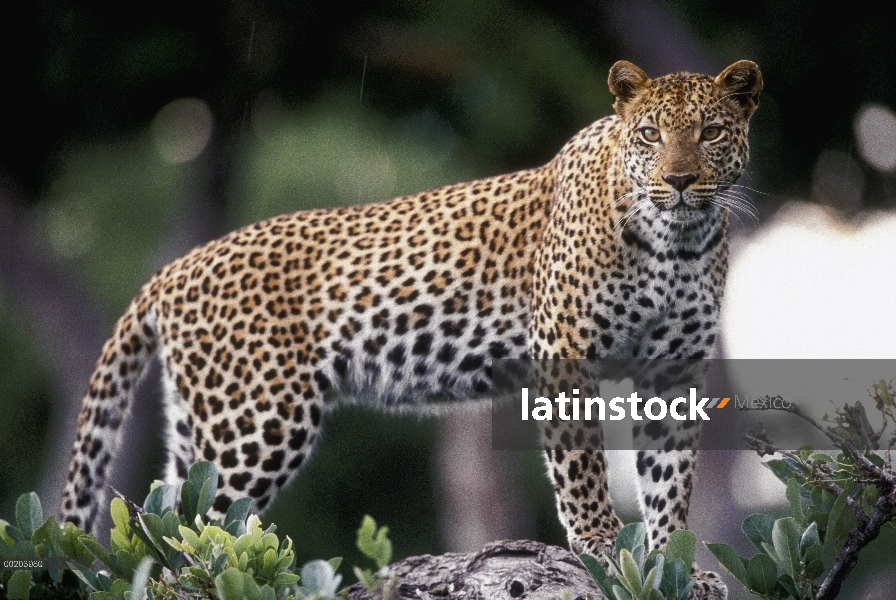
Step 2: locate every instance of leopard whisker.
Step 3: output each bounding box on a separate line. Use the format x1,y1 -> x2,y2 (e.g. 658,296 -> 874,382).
614,192 -> 648,232
713,192 -> 759,225
727,183 -> 768,196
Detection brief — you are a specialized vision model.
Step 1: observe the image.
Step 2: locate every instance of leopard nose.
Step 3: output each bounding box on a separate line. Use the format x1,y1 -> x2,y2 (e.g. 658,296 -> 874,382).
662,173 -> 697,191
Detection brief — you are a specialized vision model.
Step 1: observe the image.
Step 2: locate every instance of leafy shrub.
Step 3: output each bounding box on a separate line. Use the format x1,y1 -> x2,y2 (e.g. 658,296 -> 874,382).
706,478 -> 848,599
0,462 -> 391,600
707,378 -> 896,599
578,522 -> 698,600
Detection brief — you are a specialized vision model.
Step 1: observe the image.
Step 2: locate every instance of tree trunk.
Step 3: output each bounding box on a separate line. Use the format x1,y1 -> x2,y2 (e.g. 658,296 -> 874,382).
347,539 -> 605,600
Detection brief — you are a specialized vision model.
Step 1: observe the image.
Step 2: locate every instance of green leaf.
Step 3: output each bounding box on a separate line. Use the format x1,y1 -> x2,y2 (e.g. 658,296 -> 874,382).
80,535 -> 118,574
356,515 -> 392,568
824,488 -> 853,555
178,525 -> 201,551
273,572 -> 301,586
809,486 -> 826,513
223,498 -> 253,536
603,552 -> 624,587
741,513 -> 775,553
646,552 -> 663,589
0,519 -> 14,547
782,456 -> 806,475
301,559 -> 342,597
660,557 -> 692,600
71,566 -> 103,593
143,483 -> 177,517
803,543 -> 823,566
137,513 -> 167,550
245,579 -> 263,600
642,565 -> 660,592
762,459 -> 796,485
241,573 -> 263,600
7,569 -> 32,600
772,517 -> 802,580
187,462 -> 219,519
262,547 -> 278,575
15,493 -> 43,539
578,553 -> 608,587
778,574 -> 799,598
612,583 -> 633,600
747,553 -> 778,594
97,572 -> 115,592
643,548 -> 661,573
614,522 -> 646,560
113,549 -> 138,579
212,553 -> 229,574
31,516 -> 63,555
805,509 -> 828,532
800,522 -> 820,555
705,543 -> 749,587
579,553 -> 615,599
785,478 -> 803,525
867,452 -> 885,468
665,529 -> 696,571
618,548 -> 643,596
109,498 -> 130,534
631,544 -> 645,571
760,542 -> 782,573
353,566 -> 376,591
646,588 -> 664,600
806,559 -> 826,580
161,512 -> 182,542
215,567 -> 245,600
109,577 -> 130,599
137,512 -> 180,569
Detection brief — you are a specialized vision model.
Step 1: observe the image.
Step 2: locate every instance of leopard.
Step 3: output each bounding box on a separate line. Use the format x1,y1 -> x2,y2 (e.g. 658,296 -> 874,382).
61,60 -> 762,598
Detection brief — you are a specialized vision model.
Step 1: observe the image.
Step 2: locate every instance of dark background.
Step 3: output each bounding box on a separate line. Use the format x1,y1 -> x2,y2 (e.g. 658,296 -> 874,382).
1,1 -> 894,597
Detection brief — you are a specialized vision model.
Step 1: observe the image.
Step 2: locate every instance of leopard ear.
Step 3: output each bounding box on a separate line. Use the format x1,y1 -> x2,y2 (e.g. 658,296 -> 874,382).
715,60 -> 763,118
608,61 -> 651,117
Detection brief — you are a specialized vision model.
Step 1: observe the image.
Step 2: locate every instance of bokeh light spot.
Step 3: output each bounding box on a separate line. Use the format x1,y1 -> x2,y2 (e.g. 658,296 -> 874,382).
151,98 -> 214,164
854,103 -> 896,173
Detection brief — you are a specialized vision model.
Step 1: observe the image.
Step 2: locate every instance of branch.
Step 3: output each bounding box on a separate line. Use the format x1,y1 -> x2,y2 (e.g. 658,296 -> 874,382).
740,397 -> 896,485
816,491 -> 895,600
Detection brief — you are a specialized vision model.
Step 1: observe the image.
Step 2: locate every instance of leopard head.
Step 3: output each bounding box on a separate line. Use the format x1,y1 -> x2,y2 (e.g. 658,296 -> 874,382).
608,60 -> 762,233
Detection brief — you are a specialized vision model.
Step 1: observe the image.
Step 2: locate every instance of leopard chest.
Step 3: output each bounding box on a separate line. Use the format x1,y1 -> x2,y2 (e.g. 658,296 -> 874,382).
593,249 -> 724,360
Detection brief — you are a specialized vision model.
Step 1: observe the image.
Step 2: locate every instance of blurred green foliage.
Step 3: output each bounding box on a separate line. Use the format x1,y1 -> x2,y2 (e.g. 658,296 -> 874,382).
37,138 -> 196,315
0,297 -> 52,519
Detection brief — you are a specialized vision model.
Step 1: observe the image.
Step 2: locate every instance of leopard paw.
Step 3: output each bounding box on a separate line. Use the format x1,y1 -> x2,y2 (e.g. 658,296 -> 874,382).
570,536 -> 616,570
687,569 -> 727,600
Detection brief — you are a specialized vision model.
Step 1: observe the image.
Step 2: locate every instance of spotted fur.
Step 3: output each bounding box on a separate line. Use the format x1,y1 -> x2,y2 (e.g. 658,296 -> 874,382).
62,60 -> 761,598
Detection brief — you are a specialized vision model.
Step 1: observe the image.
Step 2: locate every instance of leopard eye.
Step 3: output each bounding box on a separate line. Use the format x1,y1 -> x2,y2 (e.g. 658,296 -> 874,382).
639,127 -> 661,143
701,126 -> 723,141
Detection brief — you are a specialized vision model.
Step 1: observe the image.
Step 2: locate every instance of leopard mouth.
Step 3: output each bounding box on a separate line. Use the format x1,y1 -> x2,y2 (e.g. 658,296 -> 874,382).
659,201 -> 711,229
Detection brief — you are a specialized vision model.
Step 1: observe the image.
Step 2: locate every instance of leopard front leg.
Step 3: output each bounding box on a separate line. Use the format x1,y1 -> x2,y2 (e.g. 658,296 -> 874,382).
631,379 -> 727,599
541,418 -> 622,560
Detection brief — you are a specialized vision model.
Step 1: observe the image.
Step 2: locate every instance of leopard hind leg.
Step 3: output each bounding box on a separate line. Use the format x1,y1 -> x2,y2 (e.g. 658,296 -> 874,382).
159,345 -> 330,520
